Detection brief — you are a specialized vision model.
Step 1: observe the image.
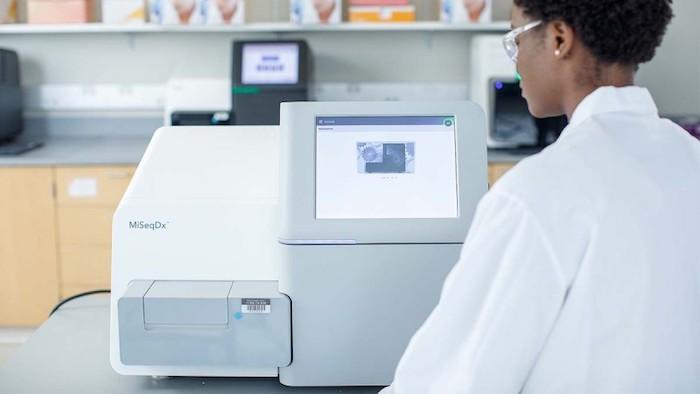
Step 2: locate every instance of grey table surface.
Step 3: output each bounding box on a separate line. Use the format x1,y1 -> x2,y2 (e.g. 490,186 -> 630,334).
0,295 -> 383,394
0,134 -> 528,167
0,135 -> 152,166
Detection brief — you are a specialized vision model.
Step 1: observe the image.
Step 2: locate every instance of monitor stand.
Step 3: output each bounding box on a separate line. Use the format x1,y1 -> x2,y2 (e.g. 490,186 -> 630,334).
0,139 -> 44,155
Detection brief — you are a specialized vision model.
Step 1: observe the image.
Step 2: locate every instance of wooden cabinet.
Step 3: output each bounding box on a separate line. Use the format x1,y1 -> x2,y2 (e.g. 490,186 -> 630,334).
54,166 -> 135,298
0,165 -> 135,326
488,163 -> 516,187
55,167 -> 133,206
0,168 -> 60,326
1,162 -> 514,326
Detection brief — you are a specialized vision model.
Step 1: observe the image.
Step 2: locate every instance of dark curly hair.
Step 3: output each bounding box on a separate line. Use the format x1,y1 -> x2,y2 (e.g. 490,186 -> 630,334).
513,0 -> 674,65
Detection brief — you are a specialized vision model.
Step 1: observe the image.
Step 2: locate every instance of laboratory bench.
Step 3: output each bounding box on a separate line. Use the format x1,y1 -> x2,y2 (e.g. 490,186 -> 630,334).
0,134 -> 525,327
0,134 -> 529,167
0,294 -> 383,394
0,135 -> 151,167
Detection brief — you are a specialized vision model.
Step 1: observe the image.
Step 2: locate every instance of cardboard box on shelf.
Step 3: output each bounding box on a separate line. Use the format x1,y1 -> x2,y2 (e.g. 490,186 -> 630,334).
148,0 -> 244,25
440,0 -> 491,23
0,0 -> 17,23
207,0 -> 244,24
290,0 -> 341,24
102,0 -> 145,24
27,0 -> 91,24
348,0 -> 408,5
349,5 -> 415,22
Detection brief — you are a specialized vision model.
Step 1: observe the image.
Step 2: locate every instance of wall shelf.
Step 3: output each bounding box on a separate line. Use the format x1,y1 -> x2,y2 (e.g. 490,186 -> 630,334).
0,21 -> 510,35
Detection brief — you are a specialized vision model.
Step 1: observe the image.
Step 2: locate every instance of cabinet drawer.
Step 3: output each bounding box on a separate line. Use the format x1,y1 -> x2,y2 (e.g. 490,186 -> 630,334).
55,166 -> 135,206
59,246 -> 111,291
57,206 -> 116,247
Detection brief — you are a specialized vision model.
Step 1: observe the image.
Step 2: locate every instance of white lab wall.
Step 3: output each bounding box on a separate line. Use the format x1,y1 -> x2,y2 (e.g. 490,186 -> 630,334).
3,31 -> 474,85
0,0 -> 697,115
636,0 -> 700,115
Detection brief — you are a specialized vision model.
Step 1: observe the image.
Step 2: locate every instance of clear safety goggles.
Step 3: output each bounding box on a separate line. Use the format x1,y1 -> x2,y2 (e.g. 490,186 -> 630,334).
503,20 -> 543,63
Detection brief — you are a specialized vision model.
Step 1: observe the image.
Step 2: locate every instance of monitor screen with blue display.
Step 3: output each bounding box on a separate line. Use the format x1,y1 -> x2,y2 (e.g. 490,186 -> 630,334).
315,116 -> 459,219
241,43 -> 300,85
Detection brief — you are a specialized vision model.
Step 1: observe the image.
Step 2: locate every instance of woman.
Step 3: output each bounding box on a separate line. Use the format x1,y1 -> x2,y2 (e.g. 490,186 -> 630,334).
382,0 -> 700,393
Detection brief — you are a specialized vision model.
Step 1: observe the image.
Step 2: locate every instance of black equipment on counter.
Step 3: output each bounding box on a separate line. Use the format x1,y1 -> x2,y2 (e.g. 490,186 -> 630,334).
489,78 -> 568,152
170,111 -> 232,126
231,40 -> 310,125
0,48 -> 43,155
0,48 -> 22,143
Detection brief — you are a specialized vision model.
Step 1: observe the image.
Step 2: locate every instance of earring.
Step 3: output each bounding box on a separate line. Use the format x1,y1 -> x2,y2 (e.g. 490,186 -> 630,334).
555,49 -> 561,56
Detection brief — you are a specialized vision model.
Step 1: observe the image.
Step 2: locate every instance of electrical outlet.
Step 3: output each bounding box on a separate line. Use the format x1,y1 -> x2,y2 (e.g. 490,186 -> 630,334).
24,84 -> 165,111
310,83 -> 469,102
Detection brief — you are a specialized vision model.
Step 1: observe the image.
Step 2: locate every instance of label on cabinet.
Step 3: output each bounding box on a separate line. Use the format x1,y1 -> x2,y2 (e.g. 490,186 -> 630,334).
241,298 -> 271,314
68,177 -> 98,198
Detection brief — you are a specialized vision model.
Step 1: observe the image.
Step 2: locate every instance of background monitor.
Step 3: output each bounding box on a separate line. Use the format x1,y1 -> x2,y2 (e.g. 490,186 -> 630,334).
238,42 -> 302,86
231,40 -> 310,125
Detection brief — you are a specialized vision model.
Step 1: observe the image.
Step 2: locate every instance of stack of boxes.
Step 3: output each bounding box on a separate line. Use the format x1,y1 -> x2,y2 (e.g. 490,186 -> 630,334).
348,0 -> 415,23
147,0 -> 245,25
0,0 -> 247,25
26,0 -> 91,23
0,0 -> 496,26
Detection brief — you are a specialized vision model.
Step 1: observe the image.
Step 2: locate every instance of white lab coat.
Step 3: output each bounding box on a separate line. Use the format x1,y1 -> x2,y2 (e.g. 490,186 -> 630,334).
381,86 -> 700,394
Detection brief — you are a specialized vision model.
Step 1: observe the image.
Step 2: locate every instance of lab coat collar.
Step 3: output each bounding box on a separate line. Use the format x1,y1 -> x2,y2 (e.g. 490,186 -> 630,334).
567,86 -> 659,130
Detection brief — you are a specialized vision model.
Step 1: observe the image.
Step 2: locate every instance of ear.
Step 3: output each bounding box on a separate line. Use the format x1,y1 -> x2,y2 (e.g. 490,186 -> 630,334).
546,20 -> 575,59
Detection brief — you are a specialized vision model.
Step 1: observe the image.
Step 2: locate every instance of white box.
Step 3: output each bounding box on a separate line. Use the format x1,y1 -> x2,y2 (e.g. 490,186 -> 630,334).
291,0 -> 341,24
148,0 -> 244,25
102,0 -> 146,24
440,0 -> 491,23
206,0 -> 244,24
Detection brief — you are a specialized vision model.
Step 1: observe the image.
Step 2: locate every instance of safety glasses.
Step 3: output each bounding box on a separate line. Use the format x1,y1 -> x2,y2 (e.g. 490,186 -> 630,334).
502,20 -> 543,63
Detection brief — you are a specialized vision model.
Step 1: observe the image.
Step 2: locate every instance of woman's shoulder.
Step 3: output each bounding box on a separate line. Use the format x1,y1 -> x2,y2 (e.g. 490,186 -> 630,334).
489,140 -> 596,213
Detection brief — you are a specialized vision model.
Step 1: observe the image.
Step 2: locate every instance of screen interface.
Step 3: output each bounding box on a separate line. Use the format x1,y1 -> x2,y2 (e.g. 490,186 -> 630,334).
241,43 -> 299,85
315,116 -> 459,219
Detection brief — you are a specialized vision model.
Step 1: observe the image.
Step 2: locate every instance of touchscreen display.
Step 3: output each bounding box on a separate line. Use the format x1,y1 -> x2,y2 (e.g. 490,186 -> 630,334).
315,116 -> 459,219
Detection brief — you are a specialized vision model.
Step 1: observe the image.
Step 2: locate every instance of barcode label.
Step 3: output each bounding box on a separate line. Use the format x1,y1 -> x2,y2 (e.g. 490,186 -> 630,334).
241,298 -> 271,314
